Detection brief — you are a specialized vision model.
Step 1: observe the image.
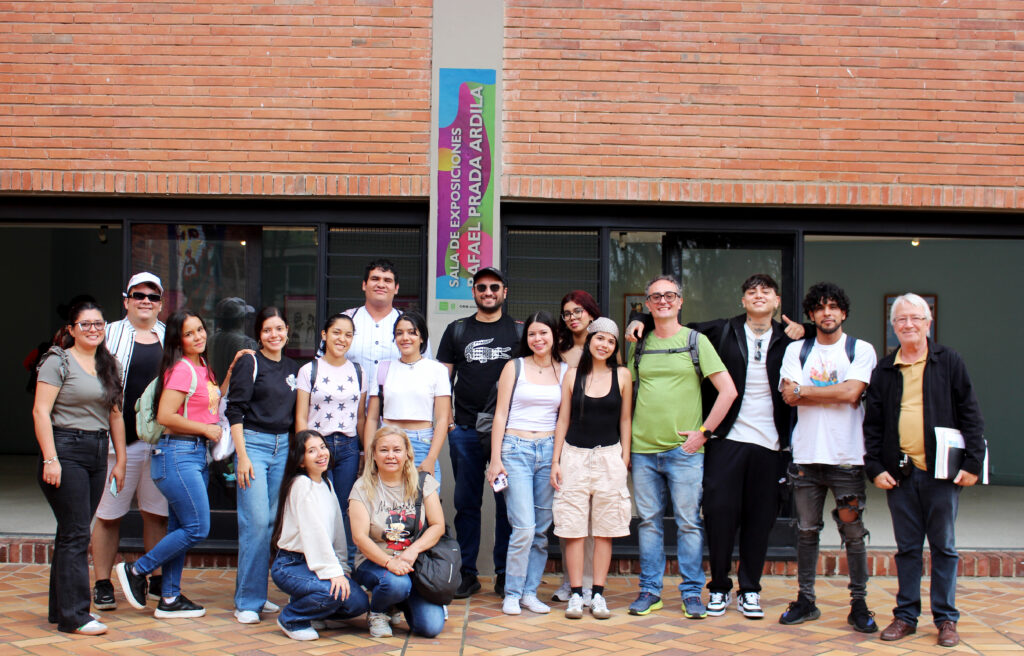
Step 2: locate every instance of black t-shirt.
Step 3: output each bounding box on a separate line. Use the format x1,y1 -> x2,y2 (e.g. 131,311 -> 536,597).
224,351 -> 301,434
437,313 -> 521,426
123,341 -> 162,445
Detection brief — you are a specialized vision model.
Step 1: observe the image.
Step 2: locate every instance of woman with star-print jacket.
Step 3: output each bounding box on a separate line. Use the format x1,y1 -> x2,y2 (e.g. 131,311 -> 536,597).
296,312 -> 367,571
226,306 -> 301,624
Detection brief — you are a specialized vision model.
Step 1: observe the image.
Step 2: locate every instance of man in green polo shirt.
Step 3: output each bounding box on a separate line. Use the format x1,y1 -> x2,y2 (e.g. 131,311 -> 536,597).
626,275 -> 737,619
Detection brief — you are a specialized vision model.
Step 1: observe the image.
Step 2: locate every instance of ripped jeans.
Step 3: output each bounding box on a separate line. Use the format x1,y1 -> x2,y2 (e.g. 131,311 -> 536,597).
790,463 -> 868,603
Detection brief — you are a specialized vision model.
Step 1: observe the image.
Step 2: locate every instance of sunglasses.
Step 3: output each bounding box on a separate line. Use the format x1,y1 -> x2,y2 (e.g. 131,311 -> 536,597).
128,292 -> 162,302
475,283 -> 503,293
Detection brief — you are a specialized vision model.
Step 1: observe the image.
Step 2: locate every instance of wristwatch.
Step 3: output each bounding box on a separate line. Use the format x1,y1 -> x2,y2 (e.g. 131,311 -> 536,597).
793,385 -> 802,398
699,425 -> 718,440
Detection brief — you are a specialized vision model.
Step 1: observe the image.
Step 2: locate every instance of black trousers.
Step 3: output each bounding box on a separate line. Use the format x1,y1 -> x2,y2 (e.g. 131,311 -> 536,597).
38,429 -> 107,632
703,438 -> 780,594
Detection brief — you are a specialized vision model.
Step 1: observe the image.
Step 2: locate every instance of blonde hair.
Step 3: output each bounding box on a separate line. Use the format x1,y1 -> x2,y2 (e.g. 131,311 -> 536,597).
357,425 -> 419,506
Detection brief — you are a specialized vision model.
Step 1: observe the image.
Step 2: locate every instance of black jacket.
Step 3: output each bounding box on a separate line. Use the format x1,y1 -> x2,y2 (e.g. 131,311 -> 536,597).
690,314 -> 797,449
863,340 -> 985,481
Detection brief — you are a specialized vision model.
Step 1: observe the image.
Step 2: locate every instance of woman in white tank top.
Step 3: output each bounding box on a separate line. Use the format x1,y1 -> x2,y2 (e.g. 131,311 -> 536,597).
487,311 -> 567,616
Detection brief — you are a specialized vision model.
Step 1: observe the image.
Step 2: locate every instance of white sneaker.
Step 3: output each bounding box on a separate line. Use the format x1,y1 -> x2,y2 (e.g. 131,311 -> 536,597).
707,591 -> 730,616
389,607 -> 403,625
582,588 -> 593,608
565,593 -> 584,619
521,594 -> 551,614
551,580 -> 572,602
368,611 -> 393,638
737,591 -> 764,619
502,596 -> 522,615
234,609 -> 260,624
74,619 -> 108,635
277,618 -> 318,641
590,593 -> 611,619
262,601 -> 280,613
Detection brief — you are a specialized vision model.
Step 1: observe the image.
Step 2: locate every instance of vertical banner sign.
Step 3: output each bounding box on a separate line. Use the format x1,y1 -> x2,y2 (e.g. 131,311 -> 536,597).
435,68 -> 496,313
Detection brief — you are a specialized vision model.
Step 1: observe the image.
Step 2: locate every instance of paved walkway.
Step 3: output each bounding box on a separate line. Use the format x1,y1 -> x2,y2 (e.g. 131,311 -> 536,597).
1,564 -> 1022,655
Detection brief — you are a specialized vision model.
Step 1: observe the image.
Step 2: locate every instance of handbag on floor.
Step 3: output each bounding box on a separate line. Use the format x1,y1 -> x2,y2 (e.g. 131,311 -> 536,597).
411,471 -> 462,605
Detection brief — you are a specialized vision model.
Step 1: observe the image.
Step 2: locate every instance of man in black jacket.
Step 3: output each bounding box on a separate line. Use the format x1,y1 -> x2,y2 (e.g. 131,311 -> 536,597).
628,273 -> 807,619
864,293 -> 985,649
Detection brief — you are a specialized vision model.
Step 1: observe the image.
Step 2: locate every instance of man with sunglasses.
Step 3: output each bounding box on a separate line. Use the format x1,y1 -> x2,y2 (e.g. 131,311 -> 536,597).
90,272 -> 167,611
626,275 -> 737,620
437,267 -> 520,599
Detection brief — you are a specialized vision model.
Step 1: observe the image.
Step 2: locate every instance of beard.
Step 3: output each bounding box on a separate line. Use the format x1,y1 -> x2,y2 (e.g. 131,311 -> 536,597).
475,300 -> 502,315
817,321 -> 842,335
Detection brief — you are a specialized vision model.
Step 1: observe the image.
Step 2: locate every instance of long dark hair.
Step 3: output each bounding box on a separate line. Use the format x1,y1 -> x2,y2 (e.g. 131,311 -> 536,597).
394,311 -> 429,354
519,311 -> 563,363
556,290 -> 601,353
53,301 -> 123,411
574,330 -> 619,418
150,309 -> 215,422
270,430 -> 333,551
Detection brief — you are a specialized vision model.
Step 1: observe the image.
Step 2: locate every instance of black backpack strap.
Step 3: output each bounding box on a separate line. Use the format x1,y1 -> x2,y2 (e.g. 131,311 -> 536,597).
688,328 -> 702,380
414,470 -> 428,535
310,357 -> 319,395
845,336 -> 857,364
798,338 -> 814,368
352,361 -> 363,393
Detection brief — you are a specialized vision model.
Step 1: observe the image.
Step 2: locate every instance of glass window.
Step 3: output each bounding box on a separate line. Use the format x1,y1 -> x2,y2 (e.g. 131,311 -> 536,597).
325,226 -> 426,314
504,228 -> 600,320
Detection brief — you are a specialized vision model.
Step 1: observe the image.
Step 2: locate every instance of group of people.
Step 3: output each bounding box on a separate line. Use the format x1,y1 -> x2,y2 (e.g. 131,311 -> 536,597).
32,258 -> 985,649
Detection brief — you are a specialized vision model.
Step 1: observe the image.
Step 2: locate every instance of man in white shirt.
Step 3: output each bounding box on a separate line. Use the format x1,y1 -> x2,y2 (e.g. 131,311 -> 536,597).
343,258 -> 431,398
778,282 -> 878,633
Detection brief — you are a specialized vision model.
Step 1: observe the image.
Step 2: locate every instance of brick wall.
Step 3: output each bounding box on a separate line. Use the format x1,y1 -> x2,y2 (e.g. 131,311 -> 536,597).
0,0 -> 432,196
503,0 -> 1024,209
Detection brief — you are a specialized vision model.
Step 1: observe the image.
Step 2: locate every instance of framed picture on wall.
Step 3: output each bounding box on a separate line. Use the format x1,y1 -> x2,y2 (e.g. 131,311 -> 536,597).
884,293 -> 936,355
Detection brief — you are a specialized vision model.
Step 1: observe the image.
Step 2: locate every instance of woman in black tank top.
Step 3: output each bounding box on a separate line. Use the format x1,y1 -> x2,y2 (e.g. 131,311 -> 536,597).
550,318 -> 633,619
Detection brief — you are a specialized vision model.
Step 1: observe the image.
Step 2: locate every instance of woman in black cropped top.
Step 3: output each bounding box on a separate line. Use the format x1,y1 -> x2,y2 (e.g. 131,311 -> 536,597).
550,317 -> 632,620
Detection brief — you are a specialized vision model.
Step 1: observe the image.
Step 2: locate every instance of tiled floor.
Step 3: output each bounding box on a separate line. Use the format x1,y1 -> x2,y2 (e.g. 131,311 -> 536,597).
1,564 -> 1021,655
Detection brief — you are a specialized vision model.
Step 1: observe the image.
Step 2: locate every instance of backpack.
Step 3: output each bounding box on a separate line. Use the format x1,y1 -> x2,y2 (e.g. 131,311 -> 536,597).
632,327 -> 702,410
310,357 -> 362,399
135,359 -> 199,445
798,335 -> 858,368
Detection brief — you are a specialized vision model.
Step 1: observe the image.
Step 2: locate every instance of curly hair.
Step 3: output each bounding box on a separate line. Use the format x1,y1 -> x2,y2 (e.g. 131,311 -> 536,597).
802,281 -> 851,319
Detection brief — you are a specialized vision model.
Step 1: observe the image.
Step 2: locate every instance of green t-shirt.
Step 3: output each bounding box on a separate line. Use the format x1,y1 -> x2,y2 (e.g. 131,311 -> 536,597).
628,326 -> 726,454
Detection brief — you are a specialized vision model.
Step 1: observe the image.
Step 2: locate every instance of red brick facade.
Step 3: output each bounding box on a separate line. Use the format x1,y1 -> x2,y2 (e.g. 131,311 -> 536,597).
1,0 -> 1021,209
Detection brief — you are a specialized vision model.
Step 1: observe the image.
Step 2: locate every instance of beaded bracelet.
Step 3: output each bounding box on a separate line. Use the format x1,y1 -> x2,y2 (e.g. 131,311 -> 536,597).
42,456 -> 59,465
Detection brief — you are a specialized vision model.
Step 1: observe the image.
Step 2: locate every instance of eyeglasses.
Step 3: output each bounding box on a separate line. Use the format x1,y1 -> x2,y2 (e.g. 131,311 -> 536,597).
561,308 -> 584,320
128,292 -> 162,302
475,283 -> 503,293
646,292 -> 680,303
754,338 -> 763,362
75,321 -> 106,332
892,316 -> 928,326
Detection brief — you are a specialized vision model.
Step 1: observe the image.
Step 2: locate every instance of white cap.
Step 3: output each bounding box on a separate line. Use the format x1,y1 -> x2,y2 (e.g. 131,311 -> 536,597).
124,272 -> 163,296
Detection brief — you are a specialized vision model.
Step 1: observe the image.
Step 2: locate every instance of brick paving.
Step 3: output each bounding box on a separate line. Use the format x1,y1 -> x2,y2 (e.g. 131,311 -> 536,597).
1,564 -> 1022,655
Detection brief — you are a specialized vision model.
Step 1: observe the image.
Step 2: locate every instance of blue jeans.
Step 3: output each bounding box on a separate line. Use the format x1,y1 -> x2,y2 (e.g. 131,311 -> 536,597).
886,466 -> 961,626
323,432 -> 360,571
234,429 -> 288,612
138,436 -> 210,598
790,462 -> 869,603
448,424 -> 511,578
403,426 -> 442,483
271,550 -> 368,631
353,561 -> 445,638
501,434 -> 554,599
38,428 -> 107,632
632,447 -> 705,597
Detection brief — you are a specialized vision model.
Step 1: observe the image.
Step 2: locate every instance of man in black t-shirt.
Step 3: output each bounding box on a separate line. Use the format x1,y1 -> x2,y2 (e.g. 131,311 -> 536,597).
437,267 -> 521,598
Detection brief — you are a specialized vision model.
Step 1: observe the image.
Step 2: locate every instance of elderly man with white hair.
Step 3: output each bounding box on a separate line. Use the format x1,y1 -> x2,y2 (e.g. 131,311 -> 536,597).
863,293 -> 986,649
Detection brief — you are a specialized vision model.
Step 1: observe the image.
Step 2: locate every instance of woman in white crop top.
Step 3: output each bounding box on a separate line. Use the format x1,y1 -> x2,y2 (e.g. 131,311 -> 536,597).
486,311 -> 566,616
366,311 -> 451,482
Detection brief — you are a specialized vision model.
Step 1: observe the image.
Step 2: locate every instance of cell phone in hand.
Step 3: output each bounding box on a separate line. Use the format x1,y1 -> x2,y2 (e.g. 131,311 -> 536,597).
491,472 -> 508,492
109,477 -> 118,497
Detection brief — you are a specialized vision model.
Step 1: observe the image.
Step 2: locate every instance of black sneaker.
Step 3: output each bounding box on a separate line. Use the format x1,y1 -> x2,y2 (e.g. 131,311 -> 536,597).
148,574 -> 163,601
93,579 -> 116,610
154,594 -> 206,619
778,594 -> 820,625
454,574 -> 481,599
115,561 -> 148,610
847,598 -> 878,633
494,573 -> 505,597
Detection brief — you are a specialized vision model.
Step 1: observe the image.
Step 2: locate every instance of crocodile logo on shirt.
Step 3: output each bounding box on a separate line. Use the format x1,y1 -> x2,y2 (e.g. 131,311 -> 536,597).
464,338 -> 512,364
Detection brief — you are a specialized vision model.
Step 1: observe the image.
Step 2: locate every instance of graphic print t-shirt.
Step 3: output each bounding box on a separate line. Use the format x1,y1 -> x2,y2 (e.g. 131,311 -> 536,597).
437,314 -> 521,426
780,334 -> 877,465
348,474 -> 440,568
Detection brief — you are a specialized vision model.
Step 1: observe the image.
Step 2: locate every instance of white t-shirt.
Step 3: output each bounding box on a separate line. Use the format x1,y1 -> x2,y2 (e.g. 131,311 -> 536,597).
297,358 -> 367,436
372,358 -> 451,423
276,475 -> 349,579
343,306 -> 433,397
780,333 -> 877,465
728,324 -> 779,451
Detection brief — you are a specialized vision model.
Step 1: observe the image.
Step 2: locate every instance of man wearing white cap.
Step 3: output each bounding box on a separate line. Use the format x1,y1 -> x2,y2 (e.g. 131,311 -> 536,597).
90,272 -> 168,610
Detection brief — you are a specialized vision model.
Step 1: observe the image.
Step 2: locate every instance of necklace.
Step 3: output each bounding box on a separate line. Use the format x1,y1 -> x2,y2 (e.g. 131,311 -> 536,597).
400,356 -> 423,367
530,355 -> 551,374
